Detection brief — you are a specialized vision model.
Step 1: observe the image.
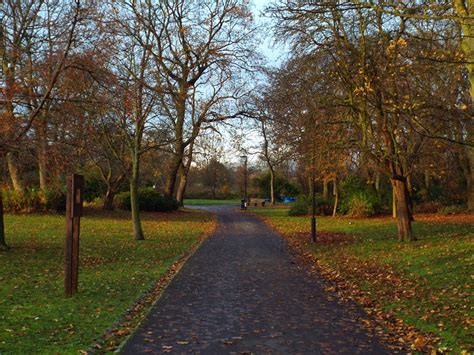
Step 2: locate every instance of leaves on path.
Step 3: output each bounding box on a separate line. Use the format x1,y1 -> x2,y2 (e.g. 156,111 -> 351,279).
262,222 -> 445,353
86,214 -> 217,353
257,211 -> 473,353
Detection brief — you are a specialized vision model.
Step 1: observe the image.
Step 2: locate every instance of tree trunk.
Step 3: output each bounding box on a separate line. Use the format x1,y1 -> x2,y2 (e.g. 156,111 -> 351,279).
0,190 -> 8,251
453,1 -> 474,209
466,146 -> 474,211
375,171 -> 380,192
453,0 -> 474,100
176,142 -> 194,207
332,177 -> 339,217
391,178 -> 414,242
392,185 -> 397,219
407,174 -> 414,221
269,167 -> 276,205
176,166 -> 188,207
421,171 -> 430,202
323,178 -> 329,201
6,152 -> 24,193
37,117 -> 48,191
102,188 -> 115,211
212,169 -> 217,199
164,155 -> 182,200
130,154 -> 144,241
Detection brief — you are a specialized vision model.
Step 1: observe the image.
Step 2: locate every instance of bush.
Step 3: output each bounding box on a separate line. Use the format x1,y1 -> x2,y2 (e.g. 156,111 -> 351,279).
83,173 -> 107,202
347,191 -> 382,217
288,195 -> 333,216
338,176 -> 383,216
2,188 -> 47,212
3,189 -> 25,212
414,201 -> 441,214
439,204 -> 467,215
115,188 -> 179,212
253,172 -> 301,200
2,186 -> 69,213
44,189 -> 67,212
317,197 -> 334,216
288,195 -> 310,216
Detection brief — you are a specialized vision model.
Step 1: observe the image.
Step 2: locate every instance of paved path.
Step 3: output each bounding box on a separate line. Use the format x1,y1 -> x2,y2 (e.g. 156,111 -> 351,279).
121,206 -> 390,354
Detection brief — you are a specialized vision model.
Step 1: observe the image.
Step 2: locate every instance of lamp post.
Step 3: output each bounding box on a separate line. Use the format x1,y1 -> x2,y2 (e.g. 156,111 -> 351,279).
309,113 -> 317,243
311,155 -> 317,243
240,155 -> 248,210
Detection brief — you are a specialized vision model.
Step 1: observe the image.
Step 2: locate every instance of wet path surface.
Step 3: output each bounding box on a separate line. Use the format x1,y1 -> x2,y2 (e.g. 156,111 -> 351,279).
121,206 -> 390,354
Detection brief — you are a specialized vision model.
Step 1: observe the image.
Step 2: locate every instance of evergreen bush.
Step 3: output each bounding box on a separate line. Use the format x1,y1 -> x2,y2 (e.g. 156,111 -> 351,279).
115,188 -> 179,212
288,195 -> 332,216
338,176 -> 382,216
347,191 -> 382,217
288,195 -> 310,216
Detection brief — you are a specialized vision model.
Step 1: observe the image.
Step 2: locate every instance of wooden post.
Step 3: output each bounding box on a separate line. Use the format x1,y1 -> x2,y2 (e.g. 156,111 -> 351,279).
65,174 -> 84,297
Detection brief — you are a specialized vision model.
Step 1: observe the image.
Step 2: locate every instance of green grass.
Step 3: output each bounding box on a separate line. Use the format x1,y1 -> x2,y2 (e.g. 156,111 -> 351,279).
0,209 -> 215,354
184,199 -> 240,206
254,208 -> 473,352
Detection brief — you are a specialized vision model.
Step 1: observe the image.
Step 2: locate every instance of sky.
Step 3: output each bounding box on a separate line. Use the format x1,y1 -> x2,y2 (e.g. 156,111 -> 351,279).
199,0 -> 288,167
251,0 -> 288,67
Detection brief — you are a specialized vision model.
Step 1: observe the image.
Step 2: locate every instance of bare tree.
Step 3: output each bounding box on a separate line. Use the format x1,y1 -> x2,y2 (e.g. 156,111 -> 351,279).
124,0 -> 257,200
101,5 -> 159,240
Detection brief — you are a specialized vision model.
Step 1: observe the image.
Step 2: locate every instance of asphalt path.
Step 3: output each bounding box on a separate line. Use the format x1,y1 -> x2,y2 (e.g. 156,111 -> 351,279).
121,205 -> 390,354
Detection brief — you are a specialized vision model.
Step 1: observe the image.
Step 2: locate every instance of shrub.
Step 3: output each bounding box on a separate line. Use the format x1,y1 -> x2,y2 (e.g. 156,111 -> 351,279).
338,176 -> 383,216
25,189 -> 46,212
44,189 -> 67,212
288,195 -> 332,216
317,197 -> 334,216
347,191 -> 382,217
439,204 -> 467,215
288,195 -> 310,216
414,201 -> 441,214
2,188 -> 48,212
253,172 -> 302,200
115,188 -> 179,212
83,173 -> 107,202
3,189 -> 26,212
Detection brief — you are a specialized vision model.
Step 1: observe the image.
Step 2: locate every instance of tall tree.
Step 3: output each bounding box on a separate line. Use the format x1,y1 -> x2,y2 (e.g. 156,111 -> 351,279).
103,4 -> 159,240
0,0 -> 81,250
268,1 -> 470,240
126,0 -> 256,200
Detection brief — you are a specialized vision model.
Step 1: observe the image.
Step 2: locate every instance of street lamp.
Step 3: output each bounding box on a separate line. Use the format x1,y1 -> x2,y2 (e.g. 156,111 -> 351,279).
308,111 -> 317,243
311,154 -> 317,243
240,155 -> 248,210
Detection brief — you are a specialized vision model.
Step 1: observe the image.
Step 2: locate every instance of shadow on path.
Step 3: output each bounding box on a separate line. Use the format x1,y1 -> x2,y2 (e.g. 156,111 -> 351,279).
121,205 -> 390,354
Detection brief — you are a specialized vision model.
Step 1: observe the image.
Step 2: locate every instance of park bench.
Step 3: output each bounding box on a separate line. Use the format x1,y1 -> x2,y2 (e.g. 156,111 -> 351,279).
249,198 -> 266,207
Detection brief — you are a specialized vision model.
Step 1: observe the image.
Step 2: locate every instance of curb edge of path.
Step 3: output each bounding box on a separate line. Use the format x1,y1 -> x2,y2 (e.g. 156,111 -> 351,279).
85,211 -> 218,354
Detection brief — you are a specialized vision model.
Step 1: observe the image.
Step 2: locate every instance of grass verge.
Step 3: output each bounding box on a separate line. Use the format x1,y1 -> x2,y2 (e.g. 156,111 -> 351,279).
0,209 -> 215,354
253,208 -> 473,353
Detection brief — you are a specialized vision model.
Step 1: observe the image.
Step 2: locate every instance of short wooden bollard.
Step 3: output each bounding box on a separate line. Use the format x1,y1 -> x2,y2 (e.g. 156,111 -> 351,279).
65,174 -> 84,297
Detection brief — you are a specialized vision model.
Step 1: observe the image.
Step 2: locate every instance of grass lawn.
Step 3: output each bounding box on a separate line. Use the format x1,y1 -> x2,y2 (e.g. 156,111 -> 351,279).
253,208 -> 473,352
0,209 -> 215,354
184,198 -> 240,206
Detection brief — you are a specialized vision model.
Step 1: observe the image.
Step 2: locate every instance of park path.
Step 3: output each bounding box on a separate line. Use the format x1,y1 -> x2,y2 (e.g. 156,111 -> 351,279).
121,205 -> 390,354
